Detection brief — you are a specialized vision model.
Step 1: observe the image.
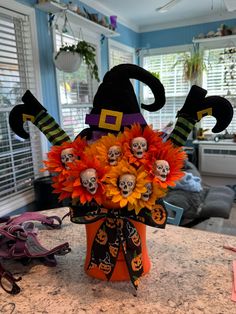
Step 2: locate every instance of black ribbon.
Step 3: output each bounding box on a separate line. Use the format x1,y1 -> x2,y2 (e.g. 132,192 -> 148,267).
70,199 -> 167,289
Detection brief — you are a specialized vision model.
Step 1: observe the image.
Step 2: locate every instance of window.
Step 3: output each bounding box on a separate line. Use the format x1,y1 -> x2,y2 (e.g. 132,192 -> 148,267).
0,3 -> 43,214
141,48 -> 190,131
55,27 -> 99,140
109,40 -> 135,68
202,47 -> 236,133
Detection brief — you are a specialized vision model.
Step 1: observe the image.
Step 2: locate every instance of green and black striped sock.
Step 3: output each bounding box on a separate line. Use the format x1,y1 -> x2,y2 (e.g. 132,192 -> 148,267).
34,110 -> 71,145
169,116 -> 195,147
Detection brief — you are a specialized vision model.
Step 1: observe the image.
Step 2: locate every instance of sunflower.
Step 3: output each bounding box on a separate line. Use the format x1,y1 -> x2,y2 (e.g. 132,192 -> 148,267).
61,157 -> 107,205
89,133 -> 124,167
42,137 -> 87,180
105,160 -> 148,211
121,123 -> 163,167
131,181 -> 168,213
145,139 -> 187,189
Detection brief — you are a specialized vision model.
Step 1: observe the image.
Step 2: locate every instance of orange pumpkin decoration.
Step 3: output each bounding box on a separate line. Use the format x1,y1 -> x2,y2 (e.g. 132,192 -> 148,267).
131,253 -> 143,271
106,218 -> 116,229
99,262 -> 112,274
131,232 -> 141,247
109,244 -> 119,257
95,228 -> 108,245
151,204 -> 167,224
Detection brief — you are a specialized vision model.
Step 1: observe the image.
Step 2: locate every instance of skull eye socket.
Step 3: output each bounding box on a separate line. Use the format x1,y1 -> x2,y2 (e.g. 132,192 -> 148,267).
90,177 -> 96,183
115,152 -> 120,156
119,181 -> 125,187
82,180 -> 89,186
128,182 -> 134,187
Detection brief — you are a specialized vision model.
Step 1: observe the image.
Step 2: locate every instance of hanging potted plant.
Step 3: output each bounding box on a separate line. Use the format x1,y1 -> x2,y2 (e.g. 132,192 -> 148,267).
54,40 -> 100,81
174,45 -> 207,83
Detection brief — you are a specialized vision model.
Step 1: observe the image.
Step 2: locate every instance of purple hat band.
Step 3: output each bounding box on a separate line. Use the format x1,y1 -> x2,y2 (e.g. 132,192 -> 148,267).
85,112 -> 147,128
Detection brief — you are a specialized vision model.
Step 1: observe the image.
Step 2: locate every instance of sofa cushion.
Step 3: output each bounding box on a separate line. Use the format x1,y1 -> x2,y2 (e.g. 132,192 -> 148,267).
199,186 -> 235,219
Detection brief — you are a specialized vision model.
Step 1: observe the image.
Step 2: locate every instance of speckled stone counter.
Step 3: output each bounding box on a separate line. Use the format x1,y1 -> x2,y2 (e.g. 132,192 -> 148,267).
1,207 -> 236,314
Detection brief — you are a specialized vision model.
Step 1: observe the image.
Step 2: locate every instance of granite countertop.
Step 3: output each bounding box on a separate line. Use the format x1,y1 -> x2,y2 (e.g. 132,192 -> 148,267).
1,207 -> 236,314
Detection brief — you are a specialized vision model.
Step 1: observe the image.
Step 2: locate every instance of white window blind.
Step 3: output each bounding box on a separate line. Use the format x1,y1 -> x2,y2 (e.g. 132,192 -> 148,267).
55,31 -> 97,140
202,47 -> 236,133
109,41 -> 134,68
0,7 -> 42,211
142,52 -> 190,130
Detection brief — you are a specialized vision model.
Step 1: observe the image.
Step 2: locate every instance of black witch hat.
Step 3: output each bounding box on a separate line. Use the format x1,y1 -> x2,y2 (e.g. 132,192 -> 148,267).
79,64 -> 166,140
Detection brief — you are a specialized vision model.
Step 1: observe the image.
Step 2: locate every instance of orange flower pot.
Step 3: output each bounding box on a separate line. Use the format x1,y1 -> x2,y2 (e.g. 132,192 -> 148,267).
84,219 -> 151,281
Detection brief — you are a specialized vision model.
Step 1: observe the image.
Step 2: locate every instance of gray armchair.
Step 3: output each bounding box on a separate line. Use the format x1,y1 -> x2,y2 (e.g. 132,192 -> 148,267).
164,161 -> 235,227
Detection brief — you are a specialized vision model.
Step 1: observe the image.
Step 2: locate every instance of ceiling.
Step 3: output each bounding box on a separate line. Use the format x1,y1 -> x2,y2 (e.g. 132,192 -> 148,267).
82,0 -> 236,32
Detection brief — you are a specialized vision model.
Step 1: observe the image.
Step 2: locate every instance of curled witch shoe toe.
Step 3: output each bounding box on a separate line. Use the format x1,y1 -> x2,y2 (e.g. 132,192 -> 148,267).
0,212 -> 71,294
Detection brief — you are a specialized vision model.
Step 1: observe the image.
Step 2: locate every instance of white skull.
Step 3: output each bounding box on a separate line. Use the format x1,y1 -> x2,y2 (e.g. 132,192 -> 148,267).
107,145 -> 122,166
80,168 -> 98,195
131,137 -> 147,159
61,148 -> 76,169
154,160 -> 170,182
118,173 -> 136,197
141,183 -> 153,201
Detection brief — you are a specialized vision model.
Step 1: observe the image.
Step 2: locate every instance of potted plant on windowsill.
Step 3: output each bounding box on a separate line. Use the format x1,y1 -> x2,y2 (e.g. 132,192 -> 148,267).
54,40 -> 99,81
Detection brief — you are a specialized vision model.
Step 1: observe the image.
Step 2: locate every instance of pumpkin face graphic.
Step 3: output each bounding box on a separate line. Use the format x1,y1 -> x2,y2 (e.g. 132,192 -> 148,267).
99,262 -> 112,274
131,253 -> 142,271
109,244 -> 119,257
151,205 -> 166,224
131,232 -> 141,246
116,218 -> 124,230
95,228 -> 108,245
106,218 -> 116,229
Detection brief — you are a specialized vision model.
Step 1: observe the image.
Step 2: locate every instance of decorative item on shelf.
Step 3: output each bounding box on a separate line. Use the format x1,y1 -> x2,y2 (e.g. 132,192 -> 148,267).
174,44 -> 207,83
220,24 -> 233,36
54,40 -> 99,81
110,15 -> 117,31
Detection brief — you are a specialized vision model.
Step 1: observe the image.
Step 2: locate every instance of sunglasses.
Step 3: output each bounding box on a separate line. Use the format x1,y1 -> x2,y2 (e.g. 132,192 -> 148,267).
0,263 -> 21,295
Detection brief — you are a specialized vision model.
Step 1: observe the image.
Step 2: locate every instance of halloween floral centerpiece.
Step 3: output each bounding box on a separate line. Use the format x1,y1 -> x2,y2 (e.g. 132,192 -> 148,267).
8,63 -> 233,290
43,123 -> 186,288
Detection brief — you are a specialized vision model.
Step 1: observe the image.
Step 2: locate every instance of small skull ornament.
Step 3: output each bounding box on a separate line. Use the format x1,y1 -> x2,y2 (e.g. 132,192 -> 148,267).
61,148 -> 76,169
119,173 -> 136,197
107,145 -> 122,166
141,182 -> 153,201
131,137 -> 147,159
154,160 -> 170,182
80,168 -> 98,195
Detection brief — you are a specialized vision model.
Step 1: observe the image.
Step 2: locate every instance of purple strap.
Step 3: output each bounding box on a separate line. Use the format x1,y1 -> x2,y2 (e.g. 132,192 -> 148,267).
85,112 -> 147,128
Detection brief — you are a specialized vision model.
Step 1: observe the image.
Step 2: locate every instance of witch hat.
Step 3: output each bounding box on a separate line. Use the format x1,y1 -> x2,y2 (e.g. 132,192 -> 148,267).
80,64 -> 165,139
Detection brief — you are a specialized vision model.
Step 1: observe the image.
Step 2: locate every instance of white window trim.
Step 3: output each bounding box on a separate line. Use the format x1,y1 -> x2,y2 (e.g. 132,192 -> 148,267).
108,39 -> 135,68
139,44 -> 192,103
0,0 -> 46,214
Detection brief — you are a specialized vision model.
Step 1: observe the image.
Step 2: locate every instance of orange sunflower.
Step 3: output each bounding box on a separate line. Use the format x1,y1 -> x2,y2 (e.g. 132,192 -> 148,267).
145,139 -> 187,189
130,181 -> 168,213
61,157 -> 107,205
88,133 -> 124,167
42,137 -> 87,181
121,123 -> 164,167
105,160 -> 149,211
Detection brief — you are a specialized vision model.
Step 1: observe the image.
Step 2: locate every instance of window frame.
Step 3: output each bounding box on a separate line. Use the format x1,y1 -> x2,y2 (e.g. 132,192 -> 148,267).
139,44 -> 192,130
108,39 -> 135,69
52,17 -> 101,140
0,0 -> 46,215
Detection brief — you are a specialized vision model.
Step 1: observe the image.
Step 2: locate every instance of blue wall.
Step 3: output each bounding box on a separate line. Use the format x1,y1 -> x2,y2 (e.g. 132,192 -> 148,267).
140,19 -> 236,48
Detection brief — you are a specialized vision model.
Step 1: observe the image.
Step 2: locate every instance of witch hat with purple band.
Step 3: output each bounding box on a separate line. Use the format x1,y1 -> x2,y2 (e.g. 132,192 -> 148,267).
79,64 -> 165,140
